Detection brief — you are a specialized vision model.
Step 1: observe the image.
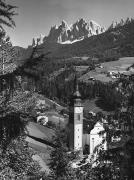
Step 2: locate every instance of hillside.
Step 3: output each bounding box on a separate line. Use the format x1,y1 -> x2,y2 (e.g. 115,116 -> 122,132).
14,46 -> 33,65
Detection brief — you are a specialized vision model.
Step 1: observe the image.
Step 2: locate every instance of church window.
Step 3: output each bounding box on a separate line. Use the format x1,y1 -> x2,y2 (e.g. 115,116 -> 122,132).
92,138 -> 94,150
77,114 -> 81,120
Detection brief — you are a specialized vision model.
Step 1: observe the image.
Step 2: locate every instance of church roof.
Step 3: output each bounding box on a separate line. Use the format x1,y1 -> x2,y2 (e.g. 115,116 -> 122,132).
72,76 -> 81,99
73,85 -> 81,98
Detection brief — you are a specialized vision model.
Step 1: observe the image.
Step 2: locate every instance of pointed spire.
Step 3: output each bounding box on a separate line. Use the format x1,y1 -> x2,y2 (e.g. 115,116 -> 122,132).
74,74 -> 77,91
73,74 -> 81,98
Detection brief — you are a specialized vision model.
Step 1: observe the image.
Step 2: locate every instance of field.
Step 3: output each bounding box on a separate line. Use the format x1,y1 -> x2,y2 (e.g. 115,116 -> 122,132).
79,57 -> 134,83
79,70 -> 112,83
101,57 -> 134,72
26,122 -> 55,141
43,97 -> 64,111
26,122 -> 54,173
26,136 -> 51,173
75,65 -> 89,73
83,98 -> 112,115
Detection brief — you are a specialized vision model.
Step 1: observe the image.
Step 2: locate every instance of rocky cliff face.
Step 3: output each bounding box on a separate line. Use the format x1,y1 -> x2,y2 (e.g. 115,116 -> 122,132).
32,34 -> 44,47
32,18 -> 105,46
44,20 -> 71,43
70,19 -> 105,40
45,18 -> 105,44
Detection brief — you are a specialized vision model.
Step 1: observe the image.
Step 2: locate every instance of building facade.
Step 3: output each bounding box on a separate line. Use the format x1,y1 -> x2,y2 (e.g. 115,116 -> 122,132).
90,122 -> 107,154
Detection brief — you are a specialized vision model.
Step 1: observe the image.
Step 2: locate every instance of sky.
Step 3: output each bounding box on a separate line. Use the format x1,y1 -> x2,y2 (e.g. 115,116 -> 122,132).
5,0 -> 134,48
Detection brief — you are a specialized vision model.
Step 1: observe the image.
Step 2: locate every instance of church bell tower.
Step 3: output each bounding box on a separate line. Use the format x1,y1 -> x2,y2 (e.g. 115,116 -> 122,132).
68,77 -> 83,152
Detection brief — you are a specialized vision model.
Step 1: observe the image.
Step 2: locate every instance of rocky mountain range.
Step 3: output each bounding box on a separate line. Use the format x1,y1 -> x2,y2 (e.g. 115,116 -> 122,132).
32,18 -> 105,46
15,17 -> 134,62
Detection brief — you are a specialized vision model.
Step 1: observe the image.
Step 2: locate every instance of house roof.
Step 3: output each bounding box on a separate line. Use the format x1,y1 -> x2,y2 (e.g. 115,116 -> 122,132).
26,122 -> 55,143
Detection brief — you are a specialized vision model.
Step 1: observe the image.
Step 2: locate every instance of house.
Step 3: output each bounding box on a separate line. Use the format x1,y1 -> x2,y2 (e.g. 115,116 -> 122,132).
37,114 -> 48,125
89,111 -> 96,116
82,121 -> 107,155
90,122 -> 107,154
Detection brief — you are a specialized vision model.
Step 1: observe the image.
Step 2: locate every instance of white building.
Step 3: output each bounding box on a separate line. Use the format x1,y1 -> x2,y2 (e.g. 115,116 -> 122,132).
90,122 -> 107,154
37,115 -> 48,125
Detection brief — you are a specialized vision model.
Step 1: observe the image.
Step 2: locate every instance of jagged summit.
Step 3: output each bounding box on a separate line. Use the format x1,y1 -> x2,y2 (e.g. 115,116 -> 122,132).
108,17 -> 133,30
31,17 -> 134,47
32,34 -> 44,47
61,20 -> 69,28
32,18 -> 105,46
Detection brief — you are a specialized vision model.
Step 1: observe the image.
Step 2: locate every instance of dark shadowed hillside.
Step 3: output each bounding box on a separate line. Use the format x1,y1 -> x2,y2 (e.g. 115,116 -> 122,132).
14,46 -> 33,65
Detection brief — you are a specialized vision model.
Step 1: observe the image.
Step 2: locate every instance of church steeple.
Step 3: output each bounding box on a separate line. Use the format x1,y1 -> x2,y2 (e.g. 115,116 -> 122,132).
73,75 -> 81,99
70,75 -> 82,108
68,74 -> 83,152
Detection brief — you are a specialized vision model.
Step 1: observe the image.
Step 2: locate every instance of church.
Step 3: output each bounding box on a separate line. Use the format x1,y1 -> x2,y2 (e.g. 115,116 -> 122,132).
68,79 -> 107,155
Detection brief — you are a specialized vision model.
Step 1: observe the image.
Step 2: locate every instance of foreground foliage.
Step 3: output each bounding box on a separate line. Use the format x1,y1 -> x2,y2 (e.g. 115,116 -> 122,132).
0,136 -> 41,179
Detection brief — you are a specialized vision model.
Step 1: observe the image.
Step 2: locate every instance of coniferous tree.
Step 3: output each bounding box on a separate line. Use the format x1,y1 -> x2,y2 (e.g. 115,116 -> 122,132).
49,129 -> 70,179
0,0 -> 17,30
49,128 -> 79,180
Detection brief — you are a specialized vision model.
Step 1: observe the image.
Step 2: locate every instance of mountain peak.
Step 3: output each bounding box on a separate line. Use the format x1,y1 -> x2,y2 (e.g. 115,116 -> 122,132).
90,20 -> 101,27
32,34 -> 44,46
77,18 -> 86,23
61,20 -> 67,26
60,20 -> 70,30
32,18 -> 105,45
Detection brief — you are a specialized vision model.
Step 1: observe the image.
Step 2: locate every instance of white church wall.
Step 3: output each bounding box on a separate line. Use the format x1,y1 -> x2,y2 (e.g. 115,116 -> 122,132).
90,122 -> 106,154
74,124 -> 83,150
83,134 -> 90,147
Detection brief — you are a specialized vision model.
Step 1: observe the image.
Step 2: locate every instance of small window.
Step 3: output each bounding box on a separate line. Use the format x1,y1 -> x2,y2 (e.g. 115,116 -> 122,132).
77,114 -> 81,121
78,136 -> 79,138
